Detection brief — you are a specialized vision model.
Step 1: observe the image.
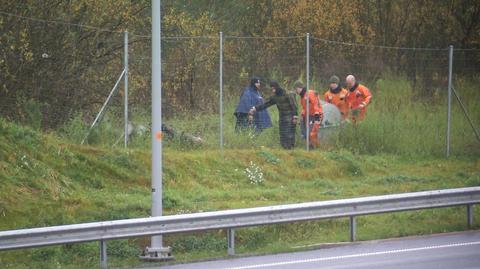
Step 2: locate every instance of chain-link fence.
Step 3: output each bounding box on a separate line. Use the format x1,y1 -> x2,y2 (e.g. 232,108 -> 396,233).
222,36 -> 307,149
0,13 -> 129,145
1,18 -> 479,156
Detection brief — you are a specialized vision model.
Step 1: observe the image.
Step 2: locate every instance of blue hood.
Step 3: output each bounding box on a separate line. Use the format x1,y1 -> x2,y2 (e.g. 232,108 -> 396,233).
235,85 -> 272,130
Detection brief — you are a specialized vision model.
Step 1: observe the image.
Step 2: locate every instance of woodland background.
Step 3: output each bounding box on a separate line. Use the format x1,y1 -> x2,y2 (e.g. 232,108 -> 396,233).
1,0 -> 479,130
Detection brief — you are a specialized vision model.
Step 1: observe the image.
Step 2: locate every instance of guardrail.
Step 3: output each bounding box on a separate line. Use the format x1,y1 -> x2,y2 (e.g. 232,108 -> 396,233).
1,187 -> 479,268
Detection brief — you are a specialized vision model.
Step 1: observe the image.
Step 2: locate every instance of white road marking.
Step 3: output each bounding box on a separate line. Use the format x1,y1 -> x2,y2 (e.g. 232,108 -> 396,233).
292,242 -> 350,249
223,241 -> 480,269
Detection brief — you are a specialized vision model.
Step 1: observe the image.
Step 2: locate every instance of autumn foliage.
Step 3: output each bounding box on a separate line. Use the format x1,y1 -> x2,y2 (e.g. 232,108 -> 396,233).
0,0 -> 479,128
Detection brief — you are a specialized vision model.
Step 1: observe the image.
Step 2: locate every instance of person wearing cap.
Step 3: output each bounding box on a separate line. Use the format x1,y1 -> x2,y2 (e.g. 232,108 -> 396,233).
249,81 -> 297,149
324,75 -> 349,120
345,75 -> 372,122
235,77 -> 272,133
293,80 -> 323,148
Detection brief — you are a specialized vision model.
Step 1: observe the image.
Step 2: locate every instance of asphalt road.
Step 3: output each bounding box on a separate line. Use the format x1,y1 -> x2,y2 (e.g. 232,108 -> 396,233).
140,231 -> 480,269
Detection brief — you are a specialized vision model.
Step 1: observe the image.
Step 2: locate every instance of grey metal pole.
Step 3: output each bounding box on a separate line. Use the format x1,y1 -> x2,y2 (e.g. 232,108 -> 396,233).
467,204 -> 473,229
219,32 -> 224,150
151,0 -> 163,249
446,45 -> 453,158
306,33 -> 310,151
349,216 -> 356,242
227,228 -> 235,256
141,0 -> 172,260
81,69 -> 126,145
100,240 -> 107,269
124,31 -> 129,148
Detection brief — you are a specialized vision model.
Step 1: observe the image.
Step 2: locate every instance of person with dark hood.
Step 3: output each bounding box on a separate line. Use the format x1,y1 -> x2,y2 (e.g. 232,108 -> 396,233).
234,77 -> 272,132
324,75 -> 349,120
249,81 -> 298,149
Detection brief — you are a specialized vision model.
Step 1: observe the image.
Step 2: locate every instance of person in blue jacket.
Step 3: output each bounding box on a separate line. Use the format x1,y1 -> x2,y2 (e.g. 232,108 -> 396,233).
234,77 -> 272,133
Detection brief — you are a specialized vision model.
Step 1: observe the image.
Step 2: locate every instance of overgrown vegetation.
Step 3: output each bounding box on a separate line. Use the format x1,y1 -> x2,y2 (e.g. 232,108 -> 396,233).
1,1 -> 479,268
1,1 -> 479,128
58,76 -> 480,158
0,116 -> 479,268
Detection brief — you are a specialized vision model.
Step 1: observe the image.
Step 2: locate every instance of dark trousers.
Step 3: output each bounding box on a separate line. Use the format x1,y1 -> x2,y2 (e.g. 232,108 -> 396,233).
279,115 -> 296,149
234,113 -> 251,132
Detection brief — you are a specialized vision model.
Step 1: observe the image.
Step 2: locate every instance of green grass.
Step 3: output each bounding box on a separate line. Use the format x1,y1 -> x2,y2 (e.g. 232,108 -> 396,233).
0,116 -> 479,268
64,76 -> 480,158
335,77 -> 480,156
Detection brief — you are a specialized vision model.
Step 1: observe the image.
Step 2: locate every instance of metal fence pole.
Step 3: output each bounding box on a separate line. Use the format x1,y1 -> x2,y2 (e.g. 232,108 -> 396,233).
446,45 -> 453,158
219,32 -> 224,150
81,69 -> 126,145
349,216 -> 357,242
306,33 -> 310,151
100,240 -> 108,269
227,228 -> 235,256
124,31 -> 129,148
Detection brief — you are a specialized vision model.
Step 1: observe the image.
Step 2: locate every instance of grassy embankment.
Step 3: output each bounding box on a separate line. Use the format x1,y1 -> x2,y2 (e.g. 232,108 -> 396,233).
1,77 -> 479,268
1,120 -> 479,268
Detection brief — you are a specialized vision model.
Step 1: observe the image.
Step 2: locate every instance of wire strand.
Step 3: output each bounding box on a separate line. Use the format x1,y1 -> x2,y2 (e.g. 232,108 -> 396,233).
310,36 -> 448,51
1,10 -> 479,51
225,35 -> 304,40
0,10 -> 124,34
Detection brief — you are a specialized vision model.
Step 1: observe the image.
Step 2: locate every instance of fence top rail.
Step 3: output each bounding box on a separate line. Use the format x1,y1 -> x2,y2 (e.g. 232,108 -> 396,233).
1,187 -> 479,239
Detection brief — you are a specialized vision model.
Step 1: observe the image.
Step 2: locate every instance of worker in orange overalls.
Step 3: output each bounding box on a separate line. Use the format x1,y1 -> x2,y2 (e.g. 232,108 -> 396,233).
293,80 -> 323,148
345,75 -> 372,122
324,75 -> 349,120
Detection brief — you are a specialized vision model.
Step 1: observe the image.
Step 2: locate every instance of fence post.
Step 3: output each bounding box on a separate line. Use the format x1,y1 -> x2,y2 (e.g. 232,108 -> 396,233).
219,31 -> 224,151
349,216 -> 356,242
100,240 -> 108,269
227,228 -> 235,256
446,45 -> 453,158
306,33 -> 310,151
467,204 -> 473,229
124,31 -> 129,148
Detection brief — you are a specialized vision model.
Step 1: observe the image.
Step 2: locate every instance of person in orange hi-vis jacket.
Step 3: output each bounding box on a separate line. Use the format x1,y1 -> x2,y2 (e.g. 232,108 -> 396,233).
345,75 -> 372,122
293,80 -> 323,148
324,75 -> 349,120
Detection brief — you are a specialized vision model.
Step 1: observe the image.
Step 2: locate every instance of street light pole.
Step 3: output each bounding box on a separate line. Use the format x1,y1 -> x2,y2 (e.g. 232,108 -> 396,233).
140,0 -> 173,260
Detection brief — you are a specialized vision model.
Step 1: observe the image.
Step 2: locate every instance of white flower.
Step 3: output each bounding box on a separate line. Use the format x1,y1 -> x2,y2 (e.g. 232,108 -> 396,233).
244,161 -> 264,185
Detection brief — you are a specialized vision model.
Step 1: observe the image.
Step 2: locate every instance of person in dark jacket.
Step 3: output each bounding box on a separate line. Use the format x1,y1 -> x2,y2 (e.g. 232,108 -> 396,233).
249,81 -> 298,149
234,77 -> 272,132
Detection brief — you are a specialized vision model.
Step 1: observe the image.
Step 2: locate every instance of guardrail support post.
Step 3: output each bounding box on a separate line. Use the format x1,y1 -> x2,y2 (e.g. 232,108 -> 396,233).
100,240 -> 108,269
467,204 -> 473,229
227,228 -> 235,256
350,216 -> 356,242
